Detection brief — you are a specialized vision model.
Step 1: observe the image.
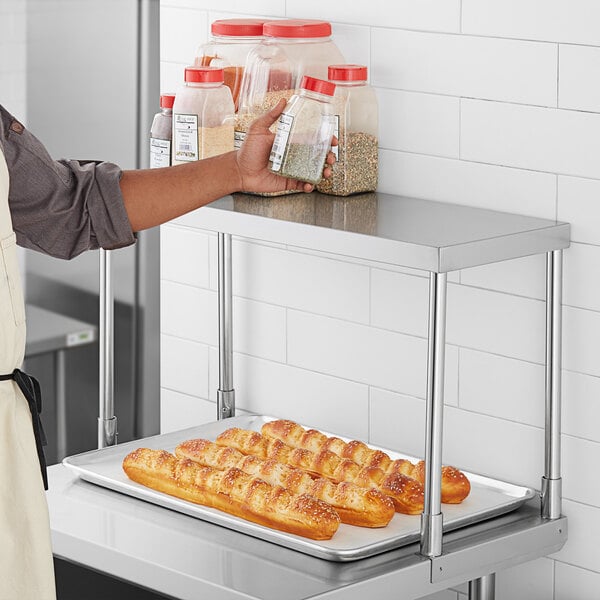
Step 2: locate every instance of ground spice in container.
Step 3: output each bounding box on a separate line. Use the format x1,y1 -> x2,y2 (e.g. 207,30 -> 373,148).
316,64 -> 379,196
317,131 -> 378,195
199,124 -> 235,158
269,76 -> 336,185
274,143 -> 329,185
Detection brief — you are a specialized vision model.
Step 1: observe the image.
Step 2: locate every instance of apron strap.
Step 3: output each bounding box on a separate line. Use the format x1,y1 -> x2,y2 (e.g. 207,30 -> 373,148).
0,369 -> 48,490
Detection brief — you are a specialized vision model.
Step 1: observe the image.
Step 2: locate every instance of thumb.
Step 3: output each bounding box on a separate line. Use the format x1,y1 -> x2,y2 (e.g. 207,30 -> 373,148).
248,98 -> 287,133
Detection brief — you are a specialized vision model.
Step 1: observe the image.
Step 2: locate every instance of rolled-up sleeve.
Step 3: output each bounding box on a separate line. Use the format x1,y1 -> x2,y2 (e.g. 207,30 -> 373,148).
1,104 -> 135,260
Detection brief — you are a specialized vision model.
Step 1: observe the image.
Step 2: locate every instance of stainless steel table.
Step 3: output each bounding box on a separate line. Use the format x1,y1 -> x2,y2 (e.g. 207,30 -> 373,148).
25,304 -> 96,461
77,191 -> 569,599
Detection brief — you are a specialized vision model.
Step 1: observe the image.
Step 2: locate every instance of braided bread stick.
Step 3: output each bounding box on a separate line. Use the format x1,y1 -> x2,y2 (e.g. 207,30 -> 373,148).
122,448 -> 340,540
176,438 -> 394,528
216,428 -> 424,515
261,420 -> 471,504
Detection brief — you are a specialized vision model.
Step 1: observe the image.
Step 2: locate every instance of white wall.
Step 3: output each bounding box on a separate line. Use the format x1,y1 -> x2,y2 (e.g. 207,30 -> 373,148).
159,1 -> 600,597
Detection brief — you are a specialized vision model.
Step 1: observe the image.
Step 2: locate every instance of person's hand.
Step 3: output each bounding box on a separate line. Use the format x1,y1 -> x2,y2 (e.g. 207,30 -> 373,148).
235,98 -> 336,194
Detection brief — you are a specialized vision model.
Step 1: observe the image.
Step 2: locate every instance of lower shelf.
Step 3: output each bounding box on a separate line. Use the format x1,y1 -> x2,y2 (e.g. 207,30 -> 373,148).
48,465 -> 566,600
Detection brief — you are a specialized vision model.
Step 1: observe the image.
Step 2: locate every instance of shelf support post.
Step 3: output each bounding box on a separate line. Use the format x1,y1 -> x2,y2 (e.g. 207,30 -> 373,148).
420,271 -> 447,558
468,574 -> 496,600
217,232 -> 235,420
98,248 -> 117,448
542,249 -> 563,519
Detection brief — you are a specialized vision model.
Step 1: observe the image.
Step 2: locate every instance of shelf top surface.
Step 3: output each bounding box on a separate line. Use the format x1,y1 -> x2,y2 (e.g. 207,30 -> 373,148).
176,192 -> 570,272
48,465 -> 564,600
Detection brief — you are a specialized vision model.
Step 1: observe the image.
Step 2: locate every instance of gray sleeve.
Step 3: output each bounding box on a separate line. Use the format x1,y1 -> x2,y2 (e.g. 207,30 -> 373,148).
0,104 -> 135,260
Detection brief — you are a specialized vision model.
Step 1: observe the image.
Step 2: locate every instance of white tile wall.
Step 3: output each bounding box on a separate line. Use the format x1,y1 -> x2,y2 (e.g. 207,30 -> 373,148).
462,0 -> 600,45
558,177 -> 600,246
555,562 -> 600,600
559,45 -> 600,113
372,30 -> 556,106
159,0 -> 600,595
378,150 -> 556,219
376,89 -> 460,158
461,100 -> 600,179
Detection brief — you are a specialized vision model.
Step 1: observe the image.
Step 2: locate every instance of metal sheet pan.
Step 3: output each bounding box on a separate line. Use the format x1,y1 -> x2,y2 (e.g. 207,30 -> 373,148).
62,415 -> 537,562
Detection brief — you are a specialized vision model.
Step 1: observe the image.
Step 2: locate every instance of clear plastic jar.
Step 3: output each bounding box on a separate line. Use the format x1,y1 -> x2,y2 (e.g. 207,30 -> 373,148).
172,66 -> 234,165
317,65 -> 378,196
150,93 -> 175,169
194,19 -> 264,111
269,76 -> 336,184
236,20 -> 344,145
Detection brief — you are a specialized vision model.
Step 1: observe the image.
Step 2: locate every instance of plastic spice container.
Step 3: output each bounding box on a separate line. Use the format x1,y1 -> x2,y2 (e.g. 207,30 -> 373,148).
195,19 -> 264,111
269,76 -> 336,184
172,66 -> 234,165
236,19 -> 344,146
317,65 -> 378,196
149,93 -> 175,169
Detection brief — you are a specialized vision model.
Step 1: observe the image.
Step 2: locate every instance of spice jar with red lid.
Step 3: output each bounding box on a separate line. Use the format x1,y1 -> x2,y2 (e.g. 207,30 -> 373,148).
172,66 -> 234,164
195,19 -> 265,112
236,19 -> 344,147
150,93 -> 175,169
317,64 -> 378,196
269,75 -> 336,184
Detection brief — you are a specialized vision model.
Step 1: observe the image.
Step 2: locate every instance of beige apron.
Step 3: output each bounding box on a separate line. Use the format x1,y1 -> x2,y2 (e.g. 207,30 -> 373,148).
0,149 -> 56,599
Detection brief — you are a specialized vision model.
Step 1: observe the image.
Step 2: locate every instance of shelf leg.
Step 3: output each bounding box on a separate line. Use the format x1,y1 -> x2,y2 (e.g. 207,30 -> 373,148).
542,249 -> 563,519
55,349 -> 67,461
468,573 -> 496,600
420,272 -> 447,558
217,232 -> 235,420
98,249 -> 117,448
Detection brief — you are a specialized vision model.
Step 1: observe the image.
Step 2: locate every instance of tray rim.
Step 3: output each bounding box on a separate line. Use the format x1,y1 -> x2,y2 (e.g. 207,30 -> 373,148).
62,414 -> 537,562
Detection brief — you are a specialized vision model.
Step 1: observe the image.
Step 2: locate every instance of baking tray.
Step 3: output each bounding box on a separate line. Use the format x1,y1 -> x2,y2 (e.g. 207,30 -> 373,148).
62,415 -> 537,562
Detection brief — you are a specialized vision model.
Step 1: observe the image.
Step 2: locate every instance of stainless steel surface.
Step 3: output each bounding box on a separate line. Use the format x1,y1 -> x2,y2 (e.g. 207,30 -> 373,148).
24,305 -> 97,463
420,272 -> 447,558
431,503 -> 566,586
48,465 -> 566,600
174,193 -> 571,273
468,574 -> 495,600
24,305 -> 96,357
217,232 -> 235,419
56,349 -> 67,461
62,415 -> 536,562
542,250 -> 563,519
98,249 -> 117,448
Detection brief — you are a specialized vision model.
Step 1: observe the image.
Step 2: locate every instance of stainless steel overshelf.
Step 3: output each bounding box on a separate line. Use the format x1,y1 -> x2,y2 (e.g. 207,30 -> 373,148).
173,192 -> 570,273
48,466 -> 567,600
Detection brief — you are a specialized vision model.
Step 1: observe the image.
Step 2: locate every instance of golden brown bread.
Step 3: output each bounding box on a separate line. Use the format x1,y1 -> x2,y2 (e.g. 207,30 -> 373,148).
122,447 -> 340,540
216,428 -> 424,515
176,438 -> 395,528
261,420 -> 471,504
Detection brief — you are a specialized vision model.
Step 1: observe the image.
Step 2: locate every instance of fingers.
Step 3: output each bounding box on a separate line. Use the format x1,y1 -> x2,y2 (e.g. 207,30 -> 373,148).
248,98 -> 287,133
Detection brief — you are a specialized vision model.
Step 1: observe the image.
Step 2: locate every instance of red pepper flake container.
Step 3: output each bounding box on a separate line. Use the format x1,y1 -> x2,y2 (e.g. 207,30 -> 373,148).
195,18 -> 265,112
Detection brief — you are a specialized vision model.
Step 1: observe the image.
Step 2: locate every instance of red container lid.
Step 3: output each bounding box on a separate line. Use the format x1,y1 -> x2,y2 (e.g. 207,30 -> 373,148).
160,93 -> 176,109
211,18 -> 265,37
184,66 -> 224,83
301,75 -> 336,97
263,19 -> 332,38
328,64 -> 368,82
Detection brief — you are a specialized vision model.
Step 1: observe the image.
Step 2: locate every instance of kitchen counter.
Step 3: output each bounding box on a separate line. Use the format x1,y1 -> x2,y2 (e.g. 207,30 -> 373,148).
48,465 -> 567,600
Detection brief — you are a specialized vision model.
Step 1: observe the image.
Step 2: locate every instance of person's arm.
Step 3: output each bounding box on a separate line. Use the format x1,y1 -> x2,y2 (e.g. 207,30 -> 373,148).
121,99 -> 334,232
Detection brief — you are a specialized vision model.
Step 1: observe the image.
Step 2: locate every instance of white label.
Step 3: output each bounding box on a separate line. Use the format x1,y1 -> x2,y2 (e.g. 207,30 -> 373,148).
149,138 -> 171,169
174,114 -> 199,162
269,113 -> 294,172
332,114 -> 339,160
67,330 -> 94,347
234,130 -> 246,150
